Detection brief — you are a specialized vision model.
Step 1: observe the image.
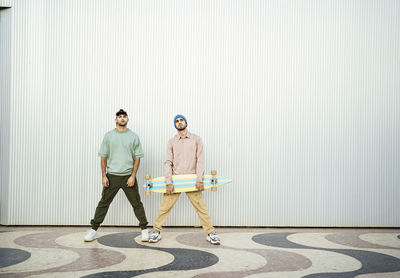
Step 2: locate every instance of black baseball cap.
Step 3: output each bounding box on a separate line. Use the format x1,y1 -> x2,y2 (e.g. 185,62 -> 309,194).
116,109 -> 128,116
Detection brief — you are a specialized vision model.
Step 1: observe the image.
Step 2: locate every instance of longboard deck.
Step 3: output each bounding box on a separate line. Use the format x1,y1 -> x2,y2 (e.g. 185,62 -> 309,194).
143,174 -> 232,194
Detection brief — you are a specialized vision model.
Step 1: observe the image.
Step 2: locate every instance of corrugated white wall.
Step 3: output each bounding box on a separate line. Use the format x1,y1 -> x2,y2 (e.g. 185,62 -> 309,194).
2,0 -> 399,226
0,6 -> 12,225
0,1 -> 12,8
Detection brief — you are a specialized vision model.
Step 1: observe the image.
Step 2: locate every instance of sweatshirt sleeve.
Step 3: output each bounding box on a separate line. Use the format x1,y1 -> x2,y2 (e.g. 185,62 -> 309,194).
133,136 -> 144,159
98,134 -> 109,158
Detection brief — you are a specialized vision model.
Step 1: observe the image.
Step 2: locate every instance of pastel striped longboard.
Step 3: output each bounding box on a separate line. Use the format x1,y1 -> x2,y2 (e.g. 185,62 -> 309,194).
143,171 -> 232,195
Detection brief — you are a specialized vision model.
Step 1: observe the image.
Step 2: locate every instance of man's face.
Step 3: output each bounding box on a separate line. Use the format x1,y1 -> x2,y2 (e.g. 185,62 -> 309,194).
175,117 -> 187,131
116,114 -> 129,126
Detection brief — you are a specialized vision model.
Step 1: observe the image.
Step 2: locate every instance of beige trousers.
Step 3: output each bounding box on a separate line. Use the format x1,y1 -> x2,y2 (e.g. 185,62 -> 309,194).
153,191 -> 214,234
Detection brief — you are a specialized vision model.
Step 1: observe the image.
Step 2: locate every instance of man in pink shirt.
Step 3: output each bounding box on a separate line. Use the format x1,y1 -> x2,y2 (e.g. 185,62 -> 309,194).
149,115 -> 220,245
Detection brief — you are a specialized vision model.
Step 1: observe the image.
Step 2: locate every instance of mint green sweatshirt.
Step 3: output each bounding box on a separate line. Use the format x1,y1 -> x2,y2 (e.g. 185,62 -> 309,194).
98,129 -> 144,176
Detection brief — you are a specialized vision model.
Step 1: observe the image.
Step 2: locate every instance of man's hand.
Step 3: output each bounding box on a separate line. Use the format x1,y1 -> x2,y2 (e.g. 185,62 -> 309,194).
127,175 -> 135,187
166,184 -> 174,194
196,181 -> 204,191
102,176 -> 109,188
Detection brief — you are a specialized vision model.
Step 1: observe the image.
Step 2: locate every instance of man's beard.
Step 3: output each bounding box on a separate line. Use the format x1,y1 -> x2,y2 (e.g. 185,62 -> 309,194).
175,123 -> 187,131
118,122 -> 127,127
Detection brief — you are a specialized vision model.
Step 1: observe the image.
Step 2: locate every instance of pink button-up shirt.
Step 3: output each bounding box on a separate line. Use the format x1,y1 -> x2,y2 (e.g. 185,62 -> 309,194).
164,132 -> 205,184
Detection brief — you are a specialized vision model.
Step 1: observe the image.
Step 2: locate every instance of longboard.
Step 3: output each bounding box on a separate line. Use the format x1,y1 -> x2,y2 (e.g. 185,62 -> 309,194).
143,170 -> 232,195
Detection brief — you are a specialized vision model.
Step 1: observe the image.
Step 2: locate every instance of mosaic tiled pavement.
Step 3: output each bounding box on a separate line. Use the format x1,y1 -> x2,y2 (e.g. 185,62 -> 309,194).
0,227 -> 399,277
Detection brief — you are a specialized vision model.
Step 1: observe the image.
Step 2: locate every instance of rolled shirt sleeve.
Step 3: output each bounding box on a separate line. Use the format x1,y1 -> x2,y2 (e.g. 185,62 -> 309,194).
164,140 -> 173,184
195,137 -> 205,182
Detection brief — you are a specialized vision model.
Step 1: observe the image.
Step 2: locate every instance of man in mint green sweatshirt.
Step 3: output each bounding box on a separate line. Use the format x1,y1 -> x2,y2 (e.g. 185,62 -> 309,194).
84,109 -> 149,242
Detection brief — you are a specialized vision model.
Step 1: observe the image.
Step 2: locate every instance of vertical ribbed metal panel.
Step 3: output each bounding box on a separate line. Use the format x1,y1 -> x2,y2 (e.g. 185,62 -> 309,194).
4,0 -> 400,226
0,7 -> 12,225
0,1 -> 12,8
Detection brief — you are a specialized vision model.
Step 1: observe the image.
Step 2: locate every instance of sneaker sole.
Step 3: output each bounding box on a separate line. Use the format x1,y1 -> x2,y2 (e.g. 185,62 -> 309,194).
206,238 -> 221,245
83,238 -> 98,242
149,237 -> 162,243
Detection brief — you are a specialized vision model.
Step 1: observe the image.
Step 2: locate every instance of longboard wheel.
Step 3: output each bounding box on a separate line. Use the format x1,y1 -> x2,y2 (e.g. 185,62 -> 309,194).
145,174 -> 151,180
211,170 -> 217,176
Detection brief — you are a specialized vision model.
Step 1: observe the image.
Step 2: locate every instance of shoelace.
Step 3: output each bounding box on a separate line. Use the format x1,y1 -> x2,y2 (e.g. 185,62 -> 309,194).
210,232 -> 219,240
151,232 -> 159,238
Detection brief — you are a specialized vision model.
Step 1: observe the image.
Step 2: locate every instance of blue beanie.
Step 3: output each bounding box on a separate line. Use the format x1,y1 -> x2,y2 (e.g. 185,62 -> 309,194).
174,114 -> 187,126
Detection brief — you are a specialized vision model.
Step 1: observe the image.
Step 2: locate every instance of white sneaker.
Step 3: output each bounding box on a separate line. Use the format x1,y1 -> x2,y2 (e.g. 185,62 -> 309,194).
207,231 -> 220,245
141,229 -> 149,242
149,230 -> 161,243
84,229 -> 98,242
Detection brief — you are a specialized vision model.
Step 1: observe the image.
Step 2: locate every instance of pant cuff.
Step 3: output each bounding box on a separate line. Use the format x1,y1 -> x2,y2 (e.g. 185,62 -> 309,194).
90,221 -> 99,231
